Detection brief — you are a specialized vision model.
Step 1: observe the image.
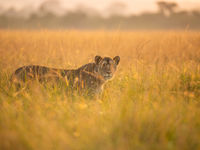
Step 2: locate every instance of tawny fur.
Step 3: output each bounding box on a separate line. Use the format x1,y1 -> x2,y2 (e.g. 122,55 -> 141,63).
11,56 -> 120,97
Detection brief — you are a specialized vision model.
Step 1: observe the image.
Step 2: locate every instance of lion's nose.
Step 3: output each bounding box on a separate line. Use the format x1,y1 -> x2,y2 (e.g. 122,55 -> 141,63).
106,71 -> 112,74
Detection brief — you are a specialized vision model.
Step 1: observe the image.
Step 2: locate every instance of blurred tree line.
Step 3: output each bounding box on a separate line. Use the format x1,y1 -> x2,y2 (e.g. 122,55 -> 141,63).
0,0 -> 200,30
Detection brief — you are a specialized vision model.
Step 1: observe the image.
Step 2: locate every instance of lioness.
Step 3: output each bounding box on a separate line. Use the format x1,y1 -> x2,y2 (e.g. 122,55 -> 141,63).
11,55 -> 120,97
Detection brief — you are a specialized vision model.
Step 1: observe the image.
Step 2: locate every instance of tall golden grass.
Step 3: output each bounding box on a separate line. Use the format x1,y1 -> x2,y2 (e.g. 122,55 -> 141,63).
0,30 -> 200,150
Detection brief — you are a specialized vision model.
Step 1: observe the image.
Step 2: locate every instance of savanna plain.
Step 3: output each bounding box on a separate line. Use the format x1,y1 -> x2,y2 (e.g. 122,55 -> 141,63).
0,30 -> 200,150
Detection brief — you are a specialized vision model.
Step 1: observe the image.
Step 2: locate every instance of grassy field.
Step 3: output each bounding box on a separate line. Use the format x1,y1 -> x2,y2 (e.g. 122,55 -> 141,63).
0,30 -> 200,150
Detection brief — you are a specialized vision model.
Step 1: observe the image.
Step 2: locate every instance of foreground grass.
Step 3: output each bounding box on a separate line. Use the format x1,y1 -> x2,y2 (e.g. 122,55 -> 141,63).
0,30 -> 200,150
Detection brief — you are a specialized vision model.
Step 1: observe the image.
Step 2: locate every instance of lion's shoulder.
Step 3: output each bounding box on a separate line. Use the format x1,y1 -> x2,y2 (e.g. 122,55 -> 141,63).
77,63 -> 97,73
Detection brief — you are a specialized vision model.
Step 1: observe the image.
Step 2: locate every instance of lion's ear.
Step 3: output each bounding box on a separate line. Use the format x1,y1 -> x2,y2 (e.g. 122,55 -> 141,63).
95,55 -> 102,64
113,56 -> 120,65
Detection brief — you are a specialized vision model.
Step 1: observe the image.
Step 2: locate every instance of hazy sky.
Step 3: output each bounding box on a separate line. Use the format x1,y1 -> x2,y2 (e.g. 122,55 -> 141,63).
0,0 -> 200,15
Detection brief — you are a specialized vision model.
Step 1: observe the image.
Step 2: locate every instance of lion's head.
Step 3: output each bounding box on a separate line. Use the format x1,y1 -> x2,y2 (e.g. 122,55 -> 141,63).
95,55 -> 120,80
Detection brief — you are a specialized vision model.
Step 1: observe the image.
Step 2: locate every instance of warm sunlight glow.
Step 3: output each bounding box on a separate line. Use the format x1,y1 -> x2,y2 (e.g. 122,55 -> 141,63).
0,0 -> 200,15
